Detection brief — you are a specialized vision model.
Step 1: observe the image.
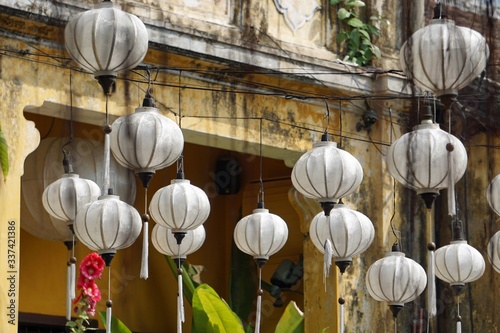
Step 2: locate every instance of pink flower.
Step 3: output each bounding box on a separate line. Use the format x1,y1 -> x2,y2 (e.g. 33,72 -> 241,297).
82,280 -> 101,302
80,252 -> 105,280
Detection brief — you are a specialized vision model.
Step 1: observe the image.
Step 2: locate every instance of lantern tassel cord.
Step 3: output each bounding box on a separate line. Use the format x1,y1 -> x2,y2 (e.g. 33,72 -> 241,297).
103,95 -> 111,194
140,190 -> 149,280
447,142 -> 456,217
66,261 -> 72,320
177,268 -> 185,333
70,235 -> 76,300
323,239 -> 333,290
255,267 -> 263,333
339,273 -> 345,333
427,246 -> 437,317
339,302 -> 345,333
456,297 -> 461,333
106,268 -> 112,333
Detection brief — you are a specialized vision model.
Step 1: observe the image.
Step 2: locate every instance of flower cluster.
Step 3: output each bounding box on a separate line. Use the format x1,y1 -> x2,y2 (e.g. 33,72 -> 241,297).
67,252 -> 105,333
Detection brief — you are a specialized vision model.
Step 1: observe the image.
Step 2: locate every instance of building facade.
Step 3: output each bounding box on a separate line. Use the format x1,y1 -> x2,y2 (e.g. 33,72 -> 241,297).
0,0 -> 499,332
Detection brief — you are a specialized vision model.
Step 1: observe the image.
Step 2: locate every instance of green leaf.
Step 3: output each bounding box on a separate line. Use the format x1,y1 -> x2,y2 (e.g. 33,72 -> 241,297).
274,301 -> 304,333
336,31 -> 349,44
0,123 -> 9,180
330,0 -> 341,5
358,29 -> 370,40
192,284 -> 245,333
347,17 -> 364,28
337,8 -> 351,20
346,0 -> 365,7
372,45 -> 382,58
99,311 -> 132,333
166,256 -> 199,305
365,24 -> 380,36
244,323 -> 254,333
229,237 -> 257,326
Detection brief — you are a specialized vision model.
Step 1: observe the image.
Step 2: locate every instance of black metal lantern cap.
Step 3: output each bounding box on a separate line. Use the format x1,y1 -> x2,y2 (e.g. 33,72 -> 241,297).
101,252 -> 115,267
335,260 -> 351,274
321,201 -> 335,216
255,258 -> 267,268
452,283 -> 465,296
389,304 -> 404,319
137,172 -> 155,189
96,75 -> 116,96
419,192 -> 438,210
173,231 -> 187,245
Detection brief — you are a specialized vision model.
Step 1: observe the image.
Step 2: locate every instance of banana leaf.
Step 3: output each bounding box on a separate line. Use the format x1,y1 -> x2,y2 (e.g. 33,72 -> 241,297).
274,301 -> 304,333
98,311 -> 132,333
192,284 -> 245,333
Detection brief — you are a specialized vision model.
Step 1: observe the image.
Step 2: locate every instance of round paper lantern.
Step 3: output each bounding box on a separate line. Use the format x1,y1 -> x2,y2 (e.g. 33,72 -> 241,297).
487,231 -> 500,273
309,204 -> 374,272
110,101 -> 184,188
151,224 -> 206,259
366,249 -> 427,317
21,137 -> 136,243
233,206 -> 288,262
149,178 -> 210,233
291,134 -> 363,215
42,173 -> 100,226
74,194 -> 142,262
400,18 -> 489,97
386,121 -> 467,208
435,240 -> 485,293
487,175 -> 500,216
64,1 -> 148,94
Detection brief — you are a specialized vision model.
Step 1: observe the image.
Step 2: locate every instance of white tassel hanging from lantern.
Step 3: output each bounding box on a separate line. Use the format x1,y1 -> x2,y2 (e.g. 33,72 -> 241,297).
177,268 -> 185,333
323,239 -> 333,288
70,259 -> 76,300
140,207 -> 149,279
66,261 -> 72,320
427,243 -> 437,317
106,301 -> 112,333
338,297 -> 345,333
255,267 -> 263,333
447,142 -> 456,217
456,299 -> 462,333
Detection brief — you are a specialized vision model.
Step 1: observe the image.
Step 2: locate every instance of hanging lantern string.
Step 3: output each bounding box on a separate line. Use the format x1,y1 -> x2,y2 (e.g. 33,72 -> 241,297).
62,70 -> 75,157
427,210 -> 437,319
178,70 -> 183,129
389,179 -> 400,245
339,101 -> 343,148
258,118 -> 264,206
103,95 -> 112,194
323,99 -> 330,136
177,245 -> 185,333
255,266 -> 263,333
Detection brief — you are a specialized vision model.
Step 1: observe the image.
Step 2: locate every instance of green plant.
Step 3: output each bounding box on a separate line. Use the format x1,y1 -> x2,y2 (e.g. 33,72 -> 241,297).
331,0 -> 387,66
0,121 -> 9,180
192,284 -> 246,333
98,312 -> 132,333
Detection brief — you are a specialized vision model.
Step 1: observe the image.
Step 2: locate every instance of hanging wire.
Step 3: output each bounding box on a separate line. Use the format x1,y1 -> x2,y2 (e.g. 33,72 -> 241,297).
390,179 -> 400,246
258,118 -> 264,205
323,99 -> 330,136
339,101 -> 343,148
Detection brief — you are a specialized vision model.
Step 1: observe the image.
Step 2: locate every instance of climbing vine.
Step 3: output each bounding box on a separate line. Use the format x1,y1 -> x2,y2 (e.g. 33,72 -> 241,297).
331,0 -> 387,66
0,121 -> 9,181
